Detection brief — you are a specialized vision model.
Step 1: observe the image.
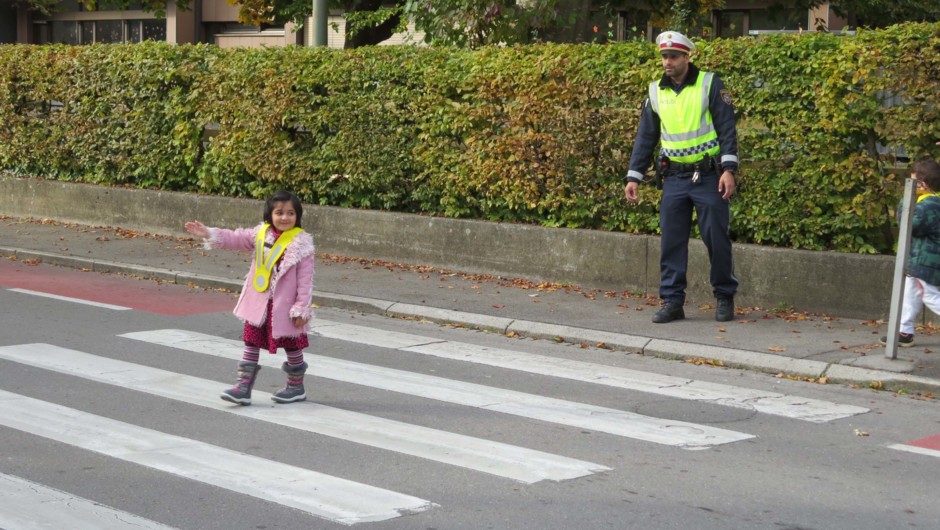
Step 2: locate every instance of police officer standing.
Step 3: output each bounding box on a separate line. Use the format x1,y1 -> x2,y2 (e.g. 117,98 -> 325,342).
624,31 -> 739,323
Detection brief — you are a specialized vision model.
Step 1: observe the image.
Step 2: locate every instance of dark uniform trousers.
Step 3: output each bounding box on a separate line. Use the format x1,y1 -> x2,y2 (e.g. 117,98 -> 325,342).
659,168 -> 738,305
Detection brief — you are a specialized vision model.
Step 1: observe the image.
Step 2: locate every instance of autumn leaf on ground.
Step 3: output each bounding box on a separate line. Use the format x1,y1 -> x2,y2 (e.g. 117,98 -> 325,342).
854,429 -> 870,437
767,346 -> 786,352
684,358 -> 725,367
492,304 -> 505,309
23,258 -> 41,265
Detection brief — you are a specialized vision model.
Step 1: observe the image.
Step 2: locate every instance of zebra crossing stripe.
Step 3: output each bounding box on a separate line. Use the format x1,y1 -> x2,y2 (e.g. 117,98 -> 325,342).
120,330 -> 755,449
309,320 -> 869,423
0,472 -> 179,530
0,343 -> 609,483
0,389 -> 435,525
8,287 -> 132,310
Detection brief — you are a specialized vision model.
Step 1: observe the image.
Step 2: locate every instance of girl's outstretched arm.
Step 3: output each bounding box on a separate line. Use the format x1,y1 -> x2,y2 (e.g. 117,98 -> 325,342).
185,220 -> 209,239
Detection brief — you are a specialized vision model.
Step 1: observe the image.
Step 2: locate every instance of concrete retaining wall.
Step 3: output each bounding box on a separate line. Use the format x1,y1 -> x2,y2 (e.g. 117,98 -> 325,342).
0,175 -> 896,319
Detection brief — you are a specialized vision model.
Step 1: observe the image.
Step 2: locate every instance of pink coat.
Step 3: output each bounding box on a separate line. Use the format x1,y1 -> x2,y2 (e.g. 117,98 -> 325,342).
205,224 -> 315,338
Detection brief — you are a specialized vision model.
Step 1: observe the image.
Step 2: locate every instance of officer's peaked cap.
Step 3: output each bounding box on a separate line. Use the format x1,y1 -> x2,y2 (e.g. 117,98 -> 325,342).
656,31 -> 695,55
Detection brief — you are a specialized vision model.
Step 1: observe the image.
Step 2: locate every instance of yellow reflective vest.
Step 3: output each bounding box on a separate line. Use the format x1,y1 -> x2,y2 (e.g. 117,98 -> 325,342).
253,224 -> 303,292
648,70 -> 720,164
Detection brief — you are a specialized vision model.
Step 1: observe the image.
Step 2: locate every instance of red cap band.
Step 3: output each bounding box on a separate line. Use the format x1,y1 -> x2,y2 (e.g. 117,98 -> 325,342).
660,41 -> 691,53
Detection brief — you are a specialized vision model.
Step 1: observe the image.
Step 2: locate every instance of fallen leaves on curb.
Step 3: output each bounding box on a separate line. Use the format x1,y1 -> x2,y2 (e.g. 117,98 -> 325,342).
775,373 -> 829,384
684,358 -> 725,367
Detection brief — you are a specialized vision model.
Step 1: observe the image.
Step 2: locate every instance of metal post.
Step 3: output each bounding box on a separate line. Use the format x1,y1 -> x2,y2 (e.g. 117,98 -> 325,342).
885,177 -> 917,359
311,0 -> 328,47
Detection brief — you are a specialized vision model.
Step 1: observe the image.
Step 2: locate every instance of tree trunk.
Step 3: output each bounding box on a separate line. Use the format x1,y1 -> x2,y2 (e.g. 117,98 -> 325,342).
343,0 -> 402,48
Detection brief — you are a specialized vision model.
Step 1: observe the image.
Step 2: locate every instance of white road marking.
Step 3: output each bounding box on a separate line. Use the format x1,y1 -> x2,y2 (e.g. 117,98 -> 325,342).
7,287 -> 132,310
888,444 -> 940,459
0,472 -> 179,530
120,330 -> 754,449
0,343 -> 608,484
310,320 -> 869,423
0,389 -> 435,526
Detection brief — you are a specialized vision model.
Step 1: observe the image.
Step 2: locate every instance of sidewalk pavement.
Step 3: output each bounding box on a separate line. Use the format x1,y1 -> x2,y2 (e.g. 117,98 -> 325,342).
2,215 -> 940,394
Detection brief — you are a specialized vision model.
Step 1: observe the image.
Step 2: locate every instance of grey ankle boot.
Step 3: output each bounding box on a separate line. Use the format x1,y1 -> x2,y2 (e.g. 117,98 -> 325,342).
220,361 -> 261,406
272,362 -> 307,403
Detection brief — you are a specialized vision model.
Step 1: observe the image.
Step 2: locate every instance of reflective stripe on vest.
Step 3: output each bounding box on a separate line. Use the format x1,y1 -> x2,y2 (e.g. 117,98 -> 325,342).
648,71 -> 720,164
253,224 -> 302,293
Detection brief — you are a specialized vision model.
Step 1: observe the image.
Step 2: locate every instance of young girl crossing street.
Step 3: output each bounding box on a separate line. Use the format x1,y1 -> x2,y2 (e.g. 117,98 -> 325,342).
185,190 -> 315,405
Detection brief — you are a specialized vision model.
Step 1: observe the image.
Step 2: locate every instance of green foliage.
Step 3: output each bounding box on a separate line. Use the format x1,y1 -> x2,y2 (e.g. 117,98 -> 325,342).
412,42 -> 652,227
0,42 -> 214,189
2,22 -> 939,253
402,0 -> 561,48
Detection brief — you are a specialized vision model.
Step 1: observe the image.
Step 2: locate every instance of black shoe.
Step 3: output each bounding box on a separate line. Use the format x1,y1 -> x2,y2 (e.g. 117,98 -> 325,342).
880,333 -> 914,347
716,298 -> 735,322
652,303 -> 685,324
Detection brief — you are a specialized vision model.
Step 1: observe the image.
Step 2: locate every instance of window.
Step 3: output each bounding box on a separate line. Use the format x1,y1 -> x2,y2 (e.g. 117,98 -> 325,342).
80,21 -> 95,44
47,19 -> 165,44
717,11 -> 746,38
617,10 -> 650,42
141,19 -> 166,41
96,20 -> 124,43
128,21 -> 142,43
750,8 -> 807,31
51,21 -> 79,44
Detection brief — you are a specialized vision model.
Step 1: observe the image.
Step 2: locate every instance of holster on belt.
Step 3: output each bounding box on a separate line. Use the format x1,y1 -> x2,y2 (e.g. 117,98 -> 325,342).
654,156 -> 667,190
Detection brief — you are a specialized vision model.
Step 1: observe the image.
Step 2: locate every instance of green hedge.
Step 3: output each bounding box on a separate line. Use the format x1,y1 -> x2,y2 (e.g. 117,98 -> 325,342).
1,22 -> 938,253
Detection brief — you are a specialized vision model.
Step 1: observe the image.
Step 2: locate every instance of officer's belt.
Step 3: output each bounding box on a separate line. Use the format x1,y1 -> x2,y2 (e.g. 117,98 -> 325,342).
664,155 -> 717,175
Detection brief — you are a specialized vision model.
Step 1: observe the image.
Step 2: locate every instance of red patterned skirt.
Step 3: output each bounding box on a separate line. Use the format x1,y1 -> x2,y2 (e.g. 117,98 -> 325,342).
243,299 -> 309,354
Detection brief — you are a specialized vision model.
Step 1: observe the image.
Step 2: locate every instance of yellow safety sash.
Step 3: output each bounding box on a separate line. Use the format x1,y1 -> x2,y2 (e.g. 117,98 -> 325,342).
916,191 -> 940,203
253,224 -> 302,292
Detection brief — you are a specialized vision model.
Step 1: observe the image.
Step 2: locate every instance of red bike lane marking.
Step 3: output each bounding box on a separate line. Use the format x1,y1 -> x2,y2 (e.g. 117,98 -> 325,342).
0,259 -> 237,316
905,434 -> 940,451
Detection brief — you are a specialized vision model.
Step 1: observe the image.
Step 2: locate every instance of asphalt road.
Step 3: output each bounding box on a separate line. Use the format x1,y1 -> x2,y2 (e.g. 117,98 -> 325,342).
1,259 -> 939,530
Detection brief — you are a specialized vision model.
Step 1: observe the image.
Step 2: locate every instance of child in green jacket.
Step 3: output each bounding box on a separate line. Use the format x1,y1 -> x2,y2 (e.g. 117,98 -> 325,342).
883,159 -> 940,347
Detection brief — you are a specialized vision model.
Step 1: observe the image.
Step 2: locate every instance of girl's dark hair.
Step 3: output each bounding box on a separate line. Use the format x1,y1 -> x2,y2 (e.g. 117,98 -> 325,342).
913,159 -> 940,192
263,190 -> 303,226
